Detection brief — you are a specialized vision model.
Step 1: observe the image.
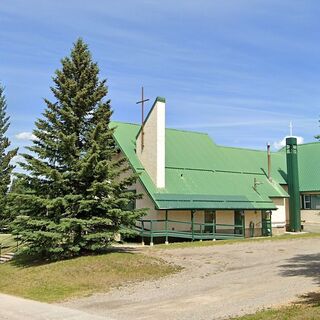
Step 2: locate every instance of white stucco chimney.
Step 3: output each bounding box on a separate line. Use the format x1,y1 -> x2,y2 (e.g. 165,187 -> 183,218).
136,97 -> 165,189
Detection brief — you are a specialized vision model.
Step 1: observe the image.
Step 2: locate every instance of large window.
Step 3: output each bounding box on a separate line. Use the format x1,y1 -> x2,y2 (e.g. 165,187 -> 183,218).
301,194 -> 320,210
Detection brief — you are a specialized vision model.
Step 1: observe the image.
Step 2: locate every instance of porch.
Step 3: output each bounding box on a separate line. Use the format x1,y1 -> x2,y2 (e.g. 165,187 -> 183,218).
136,209 -> 272,245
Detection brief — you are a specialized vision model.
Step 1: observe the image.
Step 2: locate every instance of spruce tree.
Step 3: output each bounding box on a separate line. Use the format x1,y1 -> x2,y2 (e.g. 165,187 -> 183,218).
11,39 -> 144,259
0,85 -> 18,228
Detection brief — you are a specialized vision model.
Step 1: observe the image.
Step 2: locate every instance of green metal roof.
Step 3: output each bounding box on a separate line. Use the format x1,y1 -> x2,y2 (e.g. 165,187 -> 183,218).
297,142 -> 320,192
111,121 -> 291,210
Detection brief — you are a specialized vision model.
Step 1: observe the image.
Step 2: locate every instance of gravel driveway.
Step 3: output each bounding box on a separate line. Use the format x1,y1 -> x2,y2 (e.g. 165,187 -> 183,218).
63,237 -> 320,320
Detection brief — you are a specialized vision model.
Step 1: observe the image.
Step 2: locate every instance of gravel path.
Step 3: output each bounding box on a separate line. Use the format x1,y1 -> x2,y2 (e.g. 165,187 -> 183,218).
63,238 -> 320,320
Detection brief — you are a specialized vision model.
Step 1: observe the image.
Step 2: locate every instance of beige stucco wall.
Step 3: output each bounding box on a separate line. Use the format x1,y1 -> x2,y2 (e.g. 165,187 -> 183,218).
244,210 -> 262,237
270,197 -> 286,235
244,210 -> 261,227
300,192 -> 320,231
216,210 -> 234,226
271,198 -> 286,227
139,207 -> 238,233
165,210 -> 204,232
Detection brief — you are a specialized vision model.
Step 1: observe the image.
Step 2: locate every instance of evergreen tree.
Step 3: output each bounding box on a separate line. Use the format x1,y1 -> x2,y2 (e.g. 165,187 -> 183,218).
0,85 -> 18,228
11,39 -> 144,259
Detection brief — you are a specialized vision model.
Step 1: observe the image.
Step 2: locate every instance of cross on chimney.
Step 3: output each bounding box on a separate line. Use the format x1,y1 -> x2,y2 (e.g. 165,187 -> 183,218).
136,86 -> 149,150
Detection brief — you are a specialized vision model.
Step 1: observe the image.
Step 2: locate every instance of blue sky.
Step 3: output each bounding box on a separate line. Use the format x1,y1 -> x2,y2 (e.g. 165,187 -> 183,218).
1,0 -> 320,157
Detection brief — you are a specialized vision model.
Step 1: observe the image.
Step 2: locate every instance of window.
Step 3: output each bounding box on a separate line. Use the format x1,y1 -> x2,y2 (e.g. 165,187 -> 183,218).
303,195 -> 311,209
301,194 -> 320,210
312,195 -> 320,209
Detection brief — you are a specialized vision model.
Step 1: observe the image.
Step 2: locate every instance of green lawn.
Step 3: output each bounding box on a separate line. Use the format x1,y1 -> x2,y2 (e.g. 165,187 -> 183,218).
0,252 -> 180,302
155,232 -> 320,249
232,291 -> 320,320
231,305 -> 320,320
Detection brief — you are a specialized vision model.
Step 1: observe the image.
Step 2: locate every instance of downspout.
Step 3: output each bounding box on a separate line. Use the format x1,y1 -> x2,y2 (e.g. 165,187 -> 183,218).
286,137 -> 301,232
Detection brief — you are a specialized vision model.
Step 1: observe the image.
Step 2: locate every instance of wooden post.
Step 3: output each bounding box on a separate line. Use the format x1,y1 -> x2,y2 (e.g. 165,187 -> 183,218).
191,210 -> 195,241
165,210 -> 169,245
141,220 -> 145,246
213,210 -> 216,241
242,211 -> 246,238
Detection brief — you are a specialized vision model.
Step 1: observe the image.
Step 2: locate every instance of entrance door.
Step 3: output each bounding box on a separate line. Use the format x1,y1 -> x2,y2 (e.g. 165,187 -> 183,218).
204,210 -> 216,233
234,210 -> 244,235
261,211 -> 272,236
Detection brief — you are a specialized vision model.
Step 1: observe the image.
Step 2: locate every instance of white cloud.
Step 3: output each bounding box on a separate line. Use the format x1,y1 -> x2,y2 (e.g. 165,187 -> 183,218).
11,155 -> 25,165
273,135 -> 304,150
15,132 -> 36,140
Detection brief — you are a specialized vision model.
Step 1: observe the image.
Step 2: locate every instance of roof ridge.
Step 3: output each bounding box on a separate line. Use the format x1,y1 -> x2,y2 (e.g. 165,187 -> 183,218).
216,144 -> 278,154
111,120 -> 209,136
298,141 -> 320,146
277,141 -> 320,152
166,127 -> 209,135
110,120 -> 140,126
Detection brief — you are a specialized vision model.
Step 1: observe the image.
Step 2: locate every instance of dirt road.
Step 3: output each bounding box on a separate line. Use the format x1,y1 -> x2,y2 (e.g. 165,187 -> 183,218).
64,238 -> 320,320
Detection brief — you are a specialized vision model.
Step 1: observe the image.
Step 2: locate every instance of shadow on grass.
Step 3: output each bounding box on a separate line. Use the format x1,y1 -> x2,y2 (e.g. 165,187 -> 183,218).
297,292 -> 320,307
10,245 -> 139,268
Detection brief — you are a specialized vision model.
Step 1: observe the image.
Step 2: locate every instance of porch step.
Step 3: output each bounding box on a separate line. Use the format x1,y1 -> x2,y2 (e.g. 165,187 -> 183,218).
0,252 -> 14,263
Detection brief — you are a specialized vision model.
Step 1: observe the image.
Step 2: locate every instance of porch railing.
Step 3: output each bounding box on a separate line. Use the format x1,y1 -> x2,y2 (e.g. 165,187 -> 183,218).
136,219 -> 245,244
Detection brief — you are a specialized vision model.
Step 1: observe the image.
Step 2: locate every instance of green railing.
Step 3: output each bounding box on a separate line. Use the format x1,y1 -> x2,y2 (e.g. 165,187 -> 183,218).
137,219 -> 245,244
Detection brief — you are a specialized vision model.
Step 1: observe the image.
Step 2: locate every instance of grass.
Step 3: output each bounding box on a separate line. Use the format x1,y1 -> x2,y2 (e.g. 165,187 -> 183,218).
154,232 -> 320,249
0,251 -> 180,302
231,306 -> 320,320
0,234 -> 17,255
231,292 -> 320,319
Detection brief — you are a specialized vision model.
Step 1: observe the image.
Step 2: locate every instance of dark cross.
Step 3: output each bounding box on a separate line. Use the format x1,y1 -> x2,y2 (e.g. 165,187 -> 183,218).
136,86 -> 149,150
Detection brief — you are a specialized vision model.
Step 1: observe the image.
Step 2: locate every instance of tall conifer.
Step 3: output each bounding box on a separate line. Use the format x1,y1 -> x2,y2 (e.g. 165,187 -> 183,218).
0,85 -> 18,227
12,39 -> 144,258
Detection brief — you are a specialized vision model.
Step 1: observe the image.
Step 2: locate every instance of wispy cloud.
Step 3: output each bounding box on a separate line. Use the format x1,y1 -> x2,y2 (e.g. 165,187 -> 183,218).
273,135 -> 304,150
15,132 -> 36,141
1,0 -> 320,153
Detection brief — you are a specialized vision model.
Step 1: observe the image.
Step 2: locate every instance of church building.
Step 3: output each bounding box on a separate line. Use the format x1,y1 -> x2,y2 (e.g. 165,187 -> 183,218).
111,97 -> 320,245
